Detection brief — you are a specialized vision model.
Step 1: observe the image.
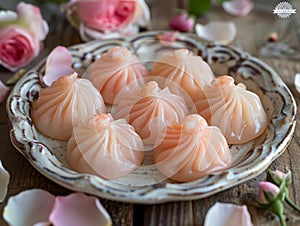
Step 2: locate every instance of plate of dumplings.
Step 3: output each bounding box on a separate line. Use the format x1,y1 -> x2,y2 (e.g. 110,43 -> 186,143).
7,31 -> 296,203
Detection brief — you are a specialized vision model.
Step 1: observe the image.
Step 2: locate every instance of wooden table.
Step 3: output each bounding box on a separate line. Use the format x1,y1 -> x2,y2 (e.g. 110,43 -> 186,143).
1,1 -> 300,225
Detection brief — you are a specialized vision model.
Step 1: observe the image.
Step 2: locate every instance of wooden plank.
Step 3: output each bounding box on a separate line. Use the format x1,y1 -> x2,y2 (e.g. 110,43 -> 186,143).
143,201 -> 194,226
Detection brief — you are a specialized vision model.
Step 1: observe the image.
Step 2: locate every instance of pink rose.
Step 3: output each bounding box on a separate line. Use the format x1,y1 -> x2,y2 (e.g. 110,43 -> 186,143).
62,0 -> 150,41
0,2 -> 48,71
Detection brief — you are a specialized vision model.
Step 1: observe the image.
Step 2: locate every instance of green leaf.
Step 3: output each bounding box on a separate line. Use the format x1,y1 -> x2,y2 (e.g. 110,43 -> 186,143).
188,0 -> 211,16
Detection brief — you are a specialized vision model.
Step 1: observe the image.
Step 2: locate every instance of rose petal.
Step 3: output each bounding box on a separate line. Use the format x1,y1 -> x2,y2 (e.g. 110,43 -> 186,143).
223,0 -> 254,17
0,10 -> 18,22
16,2 -> 49,41
0,161 -> 10,202
157,32 -> 178,43
43,46 -> 74,86
49,193 -> 112,226
295,73 -> 300,94
3,189 -> 55,226
204,202 -> 253,226
0,81 -> 9,104
195,21 -> 237,44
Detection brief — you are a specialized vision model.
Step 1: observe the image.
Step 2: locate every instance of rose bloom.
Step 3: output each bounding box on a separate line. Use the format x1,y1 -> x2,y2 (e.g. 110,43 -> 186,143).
0,2 -> 48,71
62,0 -> 150,41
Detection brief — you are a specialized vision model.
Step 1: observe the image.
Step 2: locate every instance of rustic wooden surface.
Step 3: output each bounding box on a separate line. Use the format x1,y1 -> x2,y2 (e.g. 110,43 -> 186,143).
0,1 -> 300,225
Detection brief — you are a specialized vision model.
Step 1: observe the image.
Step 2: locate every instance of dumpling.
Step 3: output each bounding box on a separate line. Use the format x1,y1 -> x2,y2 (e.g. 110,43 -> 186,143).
112,81 -> 189,145
32,73 -> 106,140
151,49 -> 215,100
153,114 -> 231,182
85,46 -> 149,105
66,114 -> 145,179
194,75 -> 268,144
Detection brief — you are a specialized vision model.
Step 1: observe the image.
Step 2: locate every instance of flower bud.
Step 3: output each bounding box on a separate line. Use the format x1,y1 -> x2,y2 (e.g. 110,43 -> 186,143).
169,13 -> 195,32
268,169 -> 291,186
258,181 -> 280,205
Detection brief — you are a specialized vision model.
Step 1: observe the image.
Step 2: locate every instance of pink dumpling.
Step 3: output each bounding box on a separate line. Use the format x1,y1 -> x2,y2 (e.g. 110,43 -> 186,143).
194,75 -> 268,144
153,114 -> 231,182
151,49 -> 215,100
66,114 -> 145,179
85,46 -> 149,105
112,81 -> 189,145
32,73 -> 106,140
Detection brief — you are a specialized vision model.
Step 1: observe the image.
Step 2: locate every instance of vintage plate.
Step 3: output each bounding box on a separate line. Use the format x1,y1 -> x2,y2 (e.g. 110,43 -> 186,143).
7,31 -> 296,204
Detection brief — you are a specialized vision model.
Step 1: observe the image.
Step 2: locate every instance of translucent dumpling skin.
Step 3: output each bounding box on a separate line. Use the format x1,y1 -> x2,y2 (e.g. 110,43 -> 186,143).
66,114 -> 145,179
151,49 -> 215,100
153,114 -> 231,182
195,75 -> 268,144
85,46 -> 149,105
113,81 -> 188,144
32,73 -> 106,140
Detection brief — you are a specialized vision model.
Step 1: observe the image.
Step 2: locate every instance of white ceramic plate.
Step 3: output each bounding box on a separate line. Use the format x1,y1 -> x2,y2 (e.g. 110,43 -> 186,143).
7,31 -> 296,204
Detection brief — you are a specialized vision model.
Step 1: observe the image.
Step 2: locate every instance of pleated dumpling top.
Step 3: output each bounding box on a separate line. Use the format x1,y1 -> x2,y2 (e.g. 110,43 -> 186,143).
32,73 -> 106,140
151,49 -> 215,100
66,114 -> 145,179
153,114 -> 231,182
195,75 -> 268,144
85,46 -> 149,105
113,81 -> 189,144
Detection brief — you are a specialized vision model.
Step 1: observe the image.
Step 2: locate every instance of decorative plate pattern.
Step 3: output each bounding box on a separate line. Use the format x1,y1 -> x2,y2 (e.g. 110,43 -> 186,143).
6,31 -> 296,204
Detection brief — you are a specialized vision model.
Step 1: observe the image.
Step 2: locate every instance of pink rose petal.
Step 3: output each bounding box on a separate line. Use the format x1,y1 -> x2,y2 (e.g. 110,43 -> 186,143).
49,193 -> 112,226
195,21 -> 236,44
43,46 -> 74,86
157,32 -> 178,43
0,161 -> 10,202
0,81 -> 9,104
223,0 -> 254,17
204,202 -> 253,226
3,189 -> 55,226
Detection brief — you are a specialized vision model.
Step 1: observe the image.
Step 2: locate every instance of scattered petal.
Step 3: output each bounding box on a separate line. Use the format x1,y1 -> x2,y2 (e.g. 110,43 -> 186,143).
0,81 -> 9,104
195,21 -> 237,44
295,73 -> 300,94
0,10 -> 18,22
3,189 -> 55,226
157,32 -> 178,43
0,161 -> 10,202
43,46 -> 74,86
223,0 -> 254,17
204,202 -> 253,226
49,193 -> 112,226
